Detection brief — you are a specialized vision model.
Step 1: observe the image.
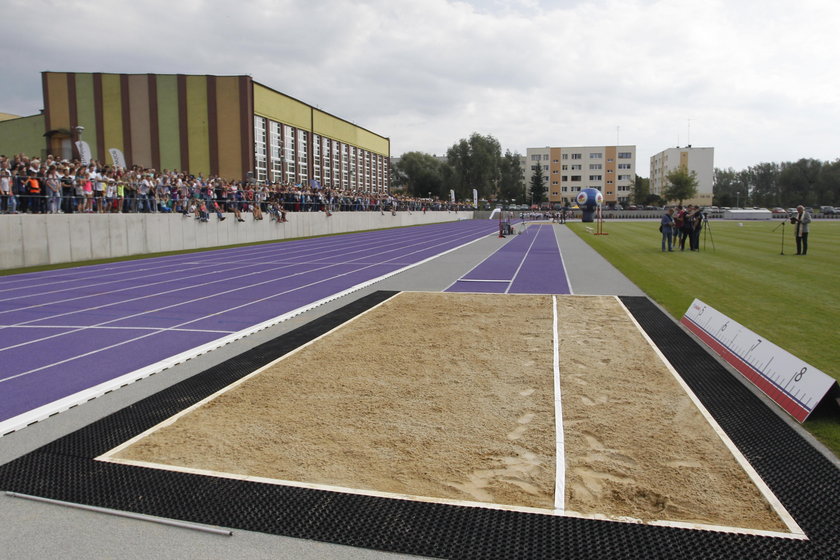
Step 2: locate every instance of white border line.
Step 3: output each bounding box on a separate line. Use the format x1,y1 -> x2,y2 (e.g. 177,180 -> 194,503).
613,296 -> 806,539
552,224 -> 574,295
98,292 -> 402,460
0,228 -> 495,437
98,292 -> 805,539
552,295 -> 565,513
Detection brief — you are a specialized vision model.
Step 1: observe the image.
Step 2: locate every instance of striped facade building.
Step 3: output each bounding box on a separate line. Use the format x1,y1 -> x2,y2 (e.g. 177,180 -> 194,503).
525,145 -> 636,208
2,72 -> 390,192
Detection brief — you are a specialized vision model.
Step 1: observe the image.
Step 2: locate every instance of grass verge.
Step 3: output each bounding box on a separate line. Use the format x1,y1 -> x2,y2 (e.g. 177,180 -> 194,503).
567,219 -> 839,458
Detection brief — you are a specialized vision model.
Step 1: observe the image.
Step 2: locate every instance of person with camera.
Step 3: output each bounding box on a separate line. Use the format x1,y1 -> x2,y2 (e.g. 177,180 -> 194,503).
791,205 -> 811,255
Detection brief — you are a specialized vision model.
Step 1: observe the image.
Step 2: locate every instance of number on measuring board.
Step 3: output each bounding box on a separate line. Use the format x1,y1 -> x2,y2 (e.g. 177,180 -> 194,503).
794,367 -> 807,382
748,339 -> 762,353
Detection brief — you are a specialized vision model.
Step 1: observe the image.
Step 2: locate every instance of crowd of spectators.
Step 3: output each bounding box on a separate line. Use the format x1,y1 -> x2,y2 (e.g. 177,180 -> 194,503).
0,153 -> 469,221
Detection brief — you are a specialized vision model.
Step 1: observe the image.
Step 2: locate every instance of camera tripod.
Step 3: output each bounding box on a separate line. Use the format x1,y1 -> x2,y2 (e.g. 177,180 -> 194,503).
772,218 -> 789,255
702,215 -> 715,251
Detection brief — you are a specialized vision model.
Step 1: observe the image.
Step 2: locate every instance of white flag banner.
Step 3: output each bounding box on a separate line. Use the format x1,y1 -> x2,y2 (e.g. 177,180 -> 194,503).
472,189 -> 478,208
450,189 -> 455,204
75,141 -> 91,166
109,148 -> 127,169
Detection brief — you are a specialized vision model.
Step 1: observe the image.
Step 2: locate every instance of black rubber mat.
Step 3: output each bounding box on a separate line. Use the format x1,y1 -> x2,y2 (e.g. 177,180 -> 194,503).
1,294 -> 838,559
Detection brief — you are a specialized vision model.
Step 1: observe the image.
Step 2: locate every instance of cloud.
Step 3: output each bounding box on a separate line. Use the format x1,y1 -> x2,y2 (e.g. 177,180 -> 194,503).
2,0 -> 839,170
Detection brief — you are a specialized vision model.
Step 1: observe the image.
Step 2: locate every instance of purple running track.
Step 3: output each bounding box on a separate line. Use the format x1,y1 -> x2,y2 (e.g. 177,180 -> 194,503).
446,225 -> 571,295
0,219 -> 498,429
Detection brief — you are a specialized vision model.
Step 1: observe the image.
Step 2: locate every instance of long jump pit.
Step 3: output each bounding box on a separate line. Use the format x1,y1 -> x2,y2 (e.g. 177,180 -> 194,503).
4,291 -> 838,559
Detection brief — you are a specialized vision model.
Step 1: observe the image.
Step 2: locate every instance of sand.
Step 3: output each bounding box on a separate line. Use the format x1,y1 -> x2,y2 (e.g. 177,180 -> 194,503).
109,292 -> 787,531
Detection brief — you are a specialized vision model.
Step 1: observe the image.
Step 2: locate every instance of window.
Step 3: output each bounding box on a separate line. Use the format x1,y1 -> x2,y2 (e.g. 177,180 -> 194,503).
571,153 -> 582,159
269,121 -> 283,182
562,186 -> 568,192
562,175 -> 568,181
543,154 -> 550,160
618,163 -> 632,169
552,159 -> 559,163
562,154 -> 568,160
571,164 -> 581,170
618,174 -> 632,181
561,164 -> 568,170
589,175 -> 602,181
618,152 -> 632,159
552,169 -> 558,174
552,180 -> 558,185
531,154 -> 542,161
571,175 -> 582,181
297,129 -> 308,182
544,165 -> 549,171
254,116 -> 267,183
589,164 -> 602,170
589,153 -> 602,159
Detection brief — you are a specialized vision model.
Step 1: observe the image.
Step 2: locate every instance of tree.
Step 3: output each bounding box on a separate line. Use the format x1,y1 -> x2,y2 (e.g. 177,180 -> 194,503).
445,133 -> 502,200
529,161 -> 546,205
498,150 -> 524,203
631,175 -> 650,205
663,168 -> 698,205
391,151 -> 446,198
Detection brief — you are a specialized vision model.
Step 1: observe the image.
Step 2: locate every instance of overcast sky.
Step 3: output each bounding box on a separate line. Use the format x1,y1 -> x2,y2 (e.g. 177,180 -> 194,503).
3,0 -> 838,172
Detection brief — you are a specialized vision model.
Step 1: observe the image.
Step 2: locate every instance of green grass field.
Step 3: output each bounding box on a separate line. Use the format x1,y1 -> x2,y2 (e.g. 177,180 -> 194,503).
567,219 -> 840,456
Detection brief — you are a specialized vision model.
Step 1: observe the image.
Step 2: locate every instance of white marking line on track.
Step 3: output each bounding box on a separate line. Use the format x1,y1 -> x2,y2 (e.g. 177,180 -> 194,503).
613,296 -> 806,539
0,227 -> 495,436
504,226 -> 541,294
98,292 -> 403,461
0,325 -> 235,334
0,224 -> 487,353
552,295 -> 565,514
0,230 -> 465,381
453,279 -> 511,283
441,235 -> 513,292
0,222 -> 461,310
553,225 -> 574,295
94,292 -> 805,540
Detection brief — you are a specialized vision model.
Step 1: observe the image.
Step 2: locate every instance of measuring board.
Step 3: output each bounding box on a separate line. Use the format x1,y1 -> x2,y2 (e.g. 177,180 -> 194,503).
681,299 -> 836,422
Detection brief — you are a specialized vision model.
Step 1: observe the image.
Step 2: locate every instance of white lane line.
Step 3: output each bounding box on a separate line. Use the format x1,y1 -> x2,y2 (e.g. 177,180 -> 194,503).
441,235 -> 513,292
0,223 -> 483,341
613,296 -> 806,538
504,226 -> 542,294
552,295 -> 565,513
0,225 -> 495,435
0,219 -> 469,297
0,223 -> 460,308
553,224 -> 574,295
0,226 -> 494,382
452,279 -> 511,283
0,325 -> 235,334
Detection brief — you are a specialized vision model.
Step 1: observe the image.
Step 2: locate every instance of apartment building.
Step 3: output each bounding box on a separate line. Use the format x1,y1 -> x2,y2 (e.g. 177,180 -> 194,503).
526,145 -> 636,207
650,146 -> 714,206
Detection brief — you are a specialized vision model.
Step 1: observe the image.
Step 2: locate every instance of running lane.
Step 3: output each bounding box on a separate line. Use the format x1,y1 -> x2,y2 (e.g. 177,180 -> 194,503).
446,225 -> 571,295
0,219 -> 497,430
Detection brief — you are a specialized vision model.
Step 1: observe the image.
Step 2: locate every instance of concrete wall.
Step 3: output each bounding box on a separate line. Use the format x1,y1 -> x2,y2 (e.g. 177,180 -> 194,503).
0,211 -> 467,270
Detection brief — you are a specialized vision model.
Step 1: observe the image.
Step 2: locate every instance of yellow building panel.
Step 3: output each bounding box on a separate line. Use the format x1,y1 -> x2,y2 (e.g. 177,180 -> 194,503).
313,109 -> 389,156
74,74 -> 98,158
0,114 -> 46,157
155,75 -> 181,172
186,75 -> 211,176
101,74 -> 124,157
127,74 -> 153,168
45,72 -> 70,130
254,84 -> 311,130
215,76 -> 243,180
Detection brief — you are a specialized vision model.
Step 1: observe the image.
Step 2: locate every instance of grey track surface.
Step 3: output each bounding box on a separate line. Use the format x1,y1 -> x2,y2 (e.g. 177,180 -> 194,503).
1,221 -> 833,559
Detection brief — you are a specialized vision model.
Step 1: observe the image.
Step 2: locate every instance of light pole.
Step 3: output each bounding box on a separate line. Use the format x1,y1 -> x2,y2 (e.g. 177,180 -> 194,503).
736,191 -> 740,208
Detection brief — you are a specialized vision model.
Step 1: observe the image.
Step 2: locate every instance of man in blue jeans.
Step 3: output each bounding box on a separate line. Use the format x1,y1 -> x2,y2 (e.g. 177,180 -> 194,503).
661,207 -> 675,252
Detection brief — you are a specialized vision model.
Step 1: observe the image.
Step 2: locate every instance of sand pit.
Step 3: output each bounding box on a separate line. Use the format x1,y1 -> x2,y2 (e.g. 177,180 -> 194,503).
105,292 -> 789,532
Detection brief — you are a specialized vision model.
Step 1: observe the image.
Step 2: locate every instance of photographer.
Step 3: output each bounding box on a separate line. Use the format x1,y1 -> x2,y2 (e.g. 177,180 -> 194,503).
791,205 -> 811,255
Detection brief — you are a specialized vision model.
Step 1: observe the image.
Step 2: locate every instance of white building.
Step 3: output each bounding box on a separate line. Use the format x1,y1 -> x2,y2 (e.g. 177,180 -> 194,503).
650,146 -> 714,206
525,145 -> 636,208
